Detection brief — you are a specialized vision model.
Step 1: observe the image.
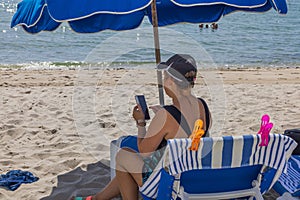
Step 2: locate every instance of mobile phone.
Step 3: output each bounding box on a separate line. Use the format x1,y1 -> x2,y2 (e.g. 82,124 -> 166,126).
135,95 -> 150,120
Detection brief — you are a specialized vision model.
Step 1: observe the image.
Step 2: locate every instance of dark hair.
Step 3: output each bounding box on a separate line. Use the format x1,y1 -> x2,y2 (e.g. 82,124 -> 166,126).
158,54 -> 197,89
172,70 -> 197,89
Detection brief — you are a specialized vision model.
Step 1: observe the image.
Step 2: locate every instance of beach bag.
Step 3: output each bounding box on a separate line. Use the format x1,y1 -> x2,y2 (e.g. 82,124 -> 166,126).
284,129 -> 300,155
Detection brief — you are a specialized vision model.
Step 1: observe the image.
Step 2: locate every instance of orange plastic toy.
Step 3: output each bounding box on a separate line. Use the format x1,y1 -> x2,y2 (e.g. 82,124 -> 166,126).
189,119 -> 205,151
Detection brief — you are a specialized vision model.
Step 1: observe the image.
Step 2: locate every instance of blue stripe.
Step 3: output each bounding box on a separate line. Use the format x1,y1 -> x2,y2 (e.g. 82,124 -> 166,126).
175,140 -> 184,173
252,135 -> 260,164
273,135 -> 282,169
184,139 -> 189,171
258,136 -> 263,164
241,135 -> 253,166
179,140 -> 186,171
251,135 -> 256,164
201,137 -> 213,168
276,135 -> 285,169
142,169 -> 162,196
194,145 -> 200,168
268,134 -> 276,167
222,136 -> 233,167
169,141 -> 178,174
283,136 -> 291,149
261,134 -> 270,165
285,138 -> 294,154
188,139 -> 195,169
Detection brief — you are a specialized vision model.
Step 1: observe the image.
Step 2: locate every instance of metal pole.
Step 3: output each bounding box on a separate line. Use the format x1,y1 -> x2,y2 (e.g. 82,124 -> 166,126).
151,0 -> 164,106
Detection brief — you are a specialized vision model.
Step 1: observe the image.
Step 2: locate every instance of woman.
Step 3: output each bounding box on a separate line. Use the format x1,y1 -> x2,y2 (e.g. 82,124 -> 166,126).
73,54 -> 211,200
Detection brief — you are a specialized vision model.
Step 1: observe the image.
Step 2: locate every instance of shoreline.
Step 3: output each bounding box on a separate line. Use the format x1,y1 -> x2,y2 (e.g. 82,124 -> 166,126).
0,62 -> 300,72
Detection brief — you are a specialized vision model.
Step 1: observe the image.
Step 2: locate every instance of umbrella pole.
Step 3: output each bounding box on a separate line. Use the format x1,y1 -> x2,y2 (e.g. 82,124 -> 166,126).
151,0 -> 164,106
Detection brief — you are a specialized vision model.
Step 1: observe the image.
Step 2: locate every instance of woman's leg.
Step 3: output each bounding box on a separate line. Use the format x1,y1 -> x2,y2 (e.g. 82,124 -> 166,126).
91,176 -> 119,200
71,177 -> 120,200
115,148 -> 144,200
93,148 -> 144,200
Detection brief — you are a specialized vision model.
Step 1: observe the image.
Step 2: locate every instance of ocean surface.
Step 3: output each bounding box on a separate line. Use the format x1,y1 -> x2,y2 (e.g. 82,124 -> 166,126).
0,0 -> 299,69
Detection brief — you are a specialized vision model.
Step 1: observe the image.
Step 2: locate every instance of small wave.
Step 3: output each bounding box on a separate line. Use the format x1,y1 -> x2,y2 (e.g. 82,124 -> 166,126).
0,61 -> 159,70
0,62 -> 77,70
1,62 -> 298,71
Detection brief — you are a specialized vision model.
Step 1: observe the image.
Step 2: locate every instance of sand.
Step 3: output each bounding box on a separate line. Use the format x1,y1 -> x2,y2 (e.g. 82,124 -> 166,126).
0,67 -> 299,200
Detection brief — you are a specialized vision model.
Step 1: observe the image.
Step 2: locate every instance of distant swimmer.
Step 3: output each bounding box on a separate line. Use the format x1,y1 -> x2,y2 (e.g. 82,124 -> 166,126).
199,23 -> 218,30
211,23 -> 218,30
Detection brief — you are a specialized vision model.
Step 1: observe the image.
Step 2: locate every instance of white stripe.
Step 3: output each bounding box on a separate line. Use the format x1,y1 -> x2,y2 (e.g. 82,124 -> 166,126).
270,0 -> 280,12
254,135 -> 261,165
197,139 -> 204,169
180,141 -> 188,172
231,135 -> 243,167
269,135 -> 278,167
46,0 -> 153,22
183,140 -> 190,171
212,137 -> 223,168
274,135 -> 285,170
253,135 -> 259,164
259,142 -> 266,164
169,140 -> 176,174
174,140 -> 182,174
186,140 -> 193,170
170,0 -> 268,9
17,4 -> 49,28
139,170 -> 161,197
264,135 -> 274,166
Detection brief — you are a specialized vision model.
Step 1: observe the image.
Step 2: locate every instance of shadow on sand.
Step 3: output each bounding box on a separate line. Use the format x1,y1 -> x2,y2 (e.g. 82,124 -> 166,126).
41,160 -> 121,200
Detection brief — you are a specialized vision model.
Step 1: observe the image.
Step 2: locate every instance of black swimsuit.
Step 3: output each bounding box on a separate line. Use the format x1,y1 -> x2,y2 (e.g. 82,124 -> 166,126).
142,98 -> 211,183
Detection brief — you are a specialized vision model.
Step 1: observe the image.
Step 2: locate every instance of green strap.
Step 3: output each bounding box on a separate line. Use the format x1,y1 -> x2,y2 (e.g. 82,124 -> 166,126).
74,197 -> 83,200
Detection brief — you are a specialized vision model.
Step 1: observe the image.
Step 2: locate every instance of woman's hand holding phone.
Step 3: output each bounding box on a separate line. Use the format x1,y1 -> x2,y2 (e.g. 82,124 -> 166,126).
133,104 -> 146,127
135,95 -> 150,120
149,105 -> 163,114
132,104 -> 145,121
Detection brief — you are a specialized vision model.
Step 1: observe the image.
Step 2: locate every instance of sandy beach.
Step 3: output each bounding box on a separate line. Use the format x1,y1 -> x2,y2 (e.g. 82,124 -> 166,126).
0,67 -> 299,200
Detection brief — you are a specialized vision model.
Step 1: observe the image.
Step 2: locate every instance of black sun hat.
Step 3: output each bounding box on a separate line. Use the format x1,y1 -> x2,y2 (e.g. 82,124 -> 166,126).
157,54 -> 197,83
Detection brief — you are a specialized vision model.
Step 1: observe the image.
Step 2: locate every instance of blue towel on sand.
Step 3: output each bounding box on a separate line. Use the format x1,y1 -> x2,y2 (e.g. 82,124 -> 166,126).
0,170 -> 39,191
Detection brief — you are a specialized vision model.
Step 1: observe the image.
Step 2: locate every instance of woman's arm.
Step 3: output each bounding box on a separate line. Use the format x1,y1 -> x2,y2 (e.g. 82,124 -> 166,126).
136,109 -> 169,155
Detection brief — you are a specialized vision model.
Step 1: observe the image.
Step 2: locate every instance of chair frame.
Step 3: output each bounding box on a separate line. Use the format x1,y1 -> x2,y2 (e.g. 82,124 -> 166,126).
158,165 -> 268,200
180,180 -> 263,200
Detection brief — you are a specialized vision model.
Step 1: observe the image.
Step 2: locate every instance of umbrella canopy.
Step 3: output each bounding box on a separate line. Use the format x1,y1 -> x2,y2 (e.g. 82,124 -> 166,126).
11,0 -> 288,105
11,0 -> 287,34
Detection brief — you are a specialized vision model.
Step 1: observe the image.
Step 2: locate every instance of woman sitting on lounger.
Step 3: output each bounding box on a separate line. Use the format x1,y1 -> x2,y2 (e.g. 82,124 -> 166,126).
73,54 -> 211,200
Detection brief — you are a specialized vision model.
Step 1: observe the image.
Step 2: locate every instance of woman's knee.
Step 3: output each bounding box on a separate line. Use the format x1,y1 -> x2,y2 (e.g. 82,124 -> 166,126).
115,148 -> 135,167
115,148 -> 143,173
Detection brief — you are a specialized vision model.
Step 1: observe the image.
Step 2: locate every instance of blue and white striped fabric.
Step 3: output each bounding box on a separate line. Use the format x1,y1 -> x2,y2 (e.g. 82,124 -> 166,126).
275,155 -> 300,196
139,134 -> 297,199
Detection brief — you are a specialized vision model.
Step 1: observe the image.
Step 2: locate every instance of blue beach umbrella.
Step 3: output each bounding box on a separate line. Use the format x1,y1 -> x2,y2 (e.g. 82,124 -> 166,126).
11,0 -> 288,105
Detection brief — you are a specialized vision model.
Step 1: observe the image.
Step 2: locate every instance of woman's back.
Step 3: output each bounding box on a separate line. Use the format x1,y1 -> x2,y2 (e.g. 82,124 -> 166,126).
165,95 -> 208,140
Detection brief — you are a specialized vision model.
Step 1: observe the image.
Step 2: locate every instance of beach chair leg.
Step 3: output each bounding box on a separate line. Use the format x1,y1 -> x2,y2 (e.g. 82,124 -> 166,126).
252,180 -> 264,200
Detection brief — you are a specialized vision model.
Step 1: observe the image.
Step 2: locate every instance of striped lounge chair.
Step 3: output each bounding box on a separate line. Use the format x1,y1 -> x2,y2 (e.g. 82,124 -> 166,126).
139,134 -> 297,200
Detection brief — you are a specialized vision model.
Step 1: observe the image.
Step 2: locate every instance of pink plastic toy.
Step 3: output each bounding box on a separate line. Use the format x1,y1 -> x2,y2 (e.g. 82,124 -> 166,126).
257,114 -> 270,135
257,114 -> 273,146
260,122 -> 273,146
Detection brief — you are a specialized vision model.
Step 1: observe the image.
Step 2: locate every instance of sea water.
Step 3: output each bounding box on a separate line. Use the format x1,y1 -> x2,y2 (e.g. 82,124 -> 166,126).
0,0 -> 299,69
